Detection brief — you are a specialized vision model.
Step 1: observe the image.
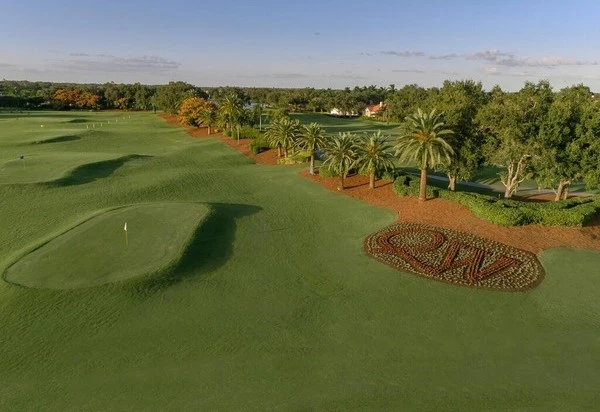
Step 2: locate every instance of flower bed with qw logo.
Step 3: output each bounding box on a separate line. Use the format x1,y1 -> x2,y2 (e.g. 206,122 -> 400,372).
365,223 -> 545,291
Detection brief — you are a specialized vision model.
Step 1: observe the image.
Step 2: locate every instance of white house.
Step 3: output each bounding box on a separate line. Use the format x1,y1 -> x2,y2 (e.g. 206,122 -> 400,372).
330,108 -> 357,117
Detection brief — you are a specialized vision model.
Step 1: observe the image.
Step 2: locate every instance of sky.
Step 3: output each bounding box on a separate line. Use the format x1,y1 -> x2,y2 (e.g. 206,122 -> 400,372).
1,0 -> 600,91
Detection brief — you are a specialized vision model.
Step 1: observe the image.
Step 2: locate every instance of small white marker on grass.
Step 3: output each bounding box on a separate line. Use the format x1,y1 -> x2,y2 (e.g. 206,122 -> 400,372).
124,222 -> 128,246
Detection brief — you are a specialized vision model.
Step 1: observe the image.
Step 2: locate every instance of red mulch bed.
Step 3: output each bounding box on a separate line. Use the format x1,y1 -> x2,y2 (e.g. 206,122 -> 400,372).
160,114 -> 600,253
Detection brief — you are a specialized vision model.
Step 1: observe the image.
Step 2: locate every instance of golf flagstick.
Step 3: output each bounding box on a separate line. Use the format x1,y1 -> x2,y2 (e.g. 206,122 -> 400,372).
124,222 -> 128,246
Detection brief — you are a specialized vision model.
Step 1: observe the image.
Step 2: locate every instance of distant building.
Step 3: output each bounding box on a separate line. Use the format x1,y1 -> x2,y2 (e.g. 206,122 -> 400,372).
329,108 -> 358,117
364,101 -> 385,117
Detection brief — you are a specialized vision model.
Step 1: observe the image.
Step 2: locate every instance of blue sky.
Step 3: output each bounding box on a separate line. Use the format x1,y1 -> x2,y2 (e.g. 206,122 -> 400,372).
1,0 -> 599,90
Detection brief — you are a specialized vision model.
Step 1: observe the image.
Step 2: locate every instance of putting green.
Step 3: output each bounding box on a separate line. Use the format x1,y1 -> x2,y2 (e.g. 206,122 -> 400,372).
4,202 -> 212,289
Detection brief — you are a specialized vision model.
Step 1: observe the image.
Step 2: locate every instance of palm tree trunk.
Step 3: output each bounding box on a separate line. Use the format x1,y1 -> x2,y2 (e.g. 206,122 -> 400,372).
236,125 -> 240,144
419,168 -> 427,201
369,170 -> 375,189
309,153 -> 315,175
277,145 -> 282,157
207,126 -> 211,135
339,174 -> 345,190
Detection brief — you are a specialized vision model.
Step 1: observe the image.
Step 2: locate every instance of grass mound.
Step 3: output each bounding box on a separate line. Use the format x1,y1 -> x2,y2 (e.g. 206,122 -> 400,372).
33,134 -> 81,144
4,202 -> 212,289
0,153 -> 149,185
49,154 -> 152,186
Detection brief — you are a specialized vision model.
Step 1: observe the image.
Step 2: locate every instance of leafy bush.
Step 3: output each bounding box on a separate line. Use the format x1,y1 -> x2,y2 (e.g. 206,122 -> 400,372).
318,165 -> 337,178
223,129 -> 232,137
381,168 -> 403,182
277,150 -> 310,165
249,138 -> 270,155
392,176 -> 600,227
240,127 -> 261,139
392,174 -> 435,198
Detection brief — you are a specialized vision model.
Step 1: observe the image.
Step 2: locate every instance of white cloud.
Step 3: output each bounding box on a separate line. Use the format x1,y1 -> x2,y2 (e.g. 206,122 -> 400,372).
49,55 -> 180,73
468,49 -> 598,68
392,69 -> 426,73
380,50 -> 425,57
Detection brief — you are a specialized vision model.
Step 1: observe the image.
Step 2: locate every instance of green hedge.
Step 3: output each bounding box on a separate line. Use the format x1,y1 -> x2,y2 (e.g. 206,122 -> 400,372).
249,138 -> 270,154
240,127 -> 261,139
392,175 -> 600,227
392,174 -> 436,199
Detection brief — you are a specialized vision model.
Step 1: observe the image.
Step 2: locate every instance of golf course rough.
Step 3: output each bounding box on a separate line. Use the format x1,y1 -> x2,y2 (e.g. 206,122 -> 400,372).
365,223 -> 545,291
4,202 -> 212,289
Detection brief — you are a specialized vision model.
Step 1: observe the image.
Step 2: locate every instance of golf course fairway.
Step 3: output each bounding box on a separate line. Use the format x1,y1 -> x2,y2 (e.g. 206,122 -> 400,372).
4,203 -> 212,289
0,111 -> 599,410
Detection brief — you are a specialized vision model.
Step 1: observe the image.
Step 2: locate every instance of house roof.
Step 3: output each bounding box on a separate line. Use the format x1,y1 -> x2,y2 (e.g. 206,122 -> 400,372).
366,102 -> 385,113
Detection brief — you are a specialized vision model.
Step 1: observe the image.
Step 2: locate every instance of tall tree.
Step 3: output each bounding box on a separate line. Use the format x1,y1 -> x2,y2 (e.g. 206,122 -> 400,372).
154,81 -> 204,114
356,131 -> 396,189
199,102 -> 218,135
177,97 -> 209,127
323,132 -> 359,190
433,80 -> 487,191
394,109 -> 455,201
264,117 -> 301,158
219,93 -> 245,142
477,81 -> 553,198
535,85 -> 600,200
295,122 -> 326,175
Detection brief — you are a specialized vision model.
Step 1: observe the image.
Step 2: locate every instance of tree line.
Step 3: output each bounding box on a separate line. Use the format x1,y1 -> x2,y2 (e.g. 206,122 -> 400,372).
2,79 -> 599,201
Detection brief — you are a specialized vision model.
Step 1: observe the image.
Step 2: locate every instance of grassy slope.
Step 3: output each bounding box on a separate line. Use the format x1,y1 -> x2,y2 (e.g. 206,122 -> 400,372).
0,112 -> 599,410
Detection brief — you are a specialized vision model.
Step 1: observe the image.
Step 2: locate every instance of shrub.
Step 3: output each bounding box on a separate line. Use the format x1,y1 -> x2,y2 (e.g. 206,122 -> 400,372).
240,127 -> 261,139
249,138 -> 270,155
381,168 -> 403,182
392,176 -> 600,227
318,165 -> 337,178
392,175 -> 435,198
223,129 -> 232,137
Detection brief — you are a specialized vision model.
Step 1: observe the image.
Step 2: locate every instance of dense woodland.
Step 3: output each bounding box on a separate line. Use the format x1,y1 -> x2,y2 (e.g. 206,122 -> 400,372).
1,79 -> 599,201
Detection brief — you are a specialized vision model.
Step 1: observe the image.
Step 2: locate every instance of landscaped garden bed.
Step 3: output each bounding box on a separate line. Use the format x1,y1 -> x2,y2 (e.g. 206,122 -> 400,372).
365,223 -> 545,291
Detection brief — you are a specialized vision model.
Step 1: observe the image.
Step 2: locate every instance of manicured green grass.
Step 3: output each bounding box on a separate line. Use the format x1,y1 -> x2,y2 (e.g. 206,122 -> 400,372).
292,112 -> 400,137
5,203 -> 211,289
0,111 -> 599,410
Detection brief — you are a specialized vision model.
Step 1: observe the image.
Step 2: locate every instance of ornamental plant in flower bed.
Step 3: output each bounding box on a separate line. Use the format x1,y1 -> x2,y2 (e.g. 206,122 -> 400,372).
364,223 -> 545,291
392,176 -> 600,227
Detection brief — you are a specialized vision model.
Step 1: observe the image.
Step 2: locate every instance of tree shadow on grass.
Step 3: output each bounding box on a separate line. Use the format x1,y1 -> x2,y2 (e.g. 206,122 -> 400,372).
129,202 -> 262,298
45,154 -> 152,187
33,135 -> 81,144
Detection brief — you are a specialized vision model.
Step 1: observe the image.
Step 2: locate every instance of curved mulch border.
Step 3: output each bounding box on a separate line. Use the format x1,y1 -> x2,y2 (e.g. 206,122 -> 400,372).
365,223 -> 545,291
159,113 -> 600,254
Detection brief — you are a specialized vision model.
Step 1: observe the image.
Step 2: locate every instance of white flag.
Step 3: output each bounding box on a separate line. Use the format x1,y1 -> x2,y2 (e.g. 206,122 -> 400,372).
124,222 -> 127,231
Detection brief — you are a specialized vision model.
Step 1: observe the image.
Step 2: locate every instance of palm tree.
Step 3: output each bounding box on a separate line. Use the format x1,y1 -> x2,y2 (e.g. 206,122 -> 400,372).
323,132 -> 358,190
356,131 -> 395,189
264,117 -> 301,158
394,108 -> 455,201
199,103 -> 218,135
219,93 -> 244,142
296,122 -> 325,175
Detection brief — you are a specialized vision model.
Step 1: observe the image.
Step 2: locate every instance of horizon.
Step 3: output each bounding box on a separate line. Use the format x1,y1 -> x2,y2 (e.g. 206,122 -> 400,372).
2,0 -> 600,92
